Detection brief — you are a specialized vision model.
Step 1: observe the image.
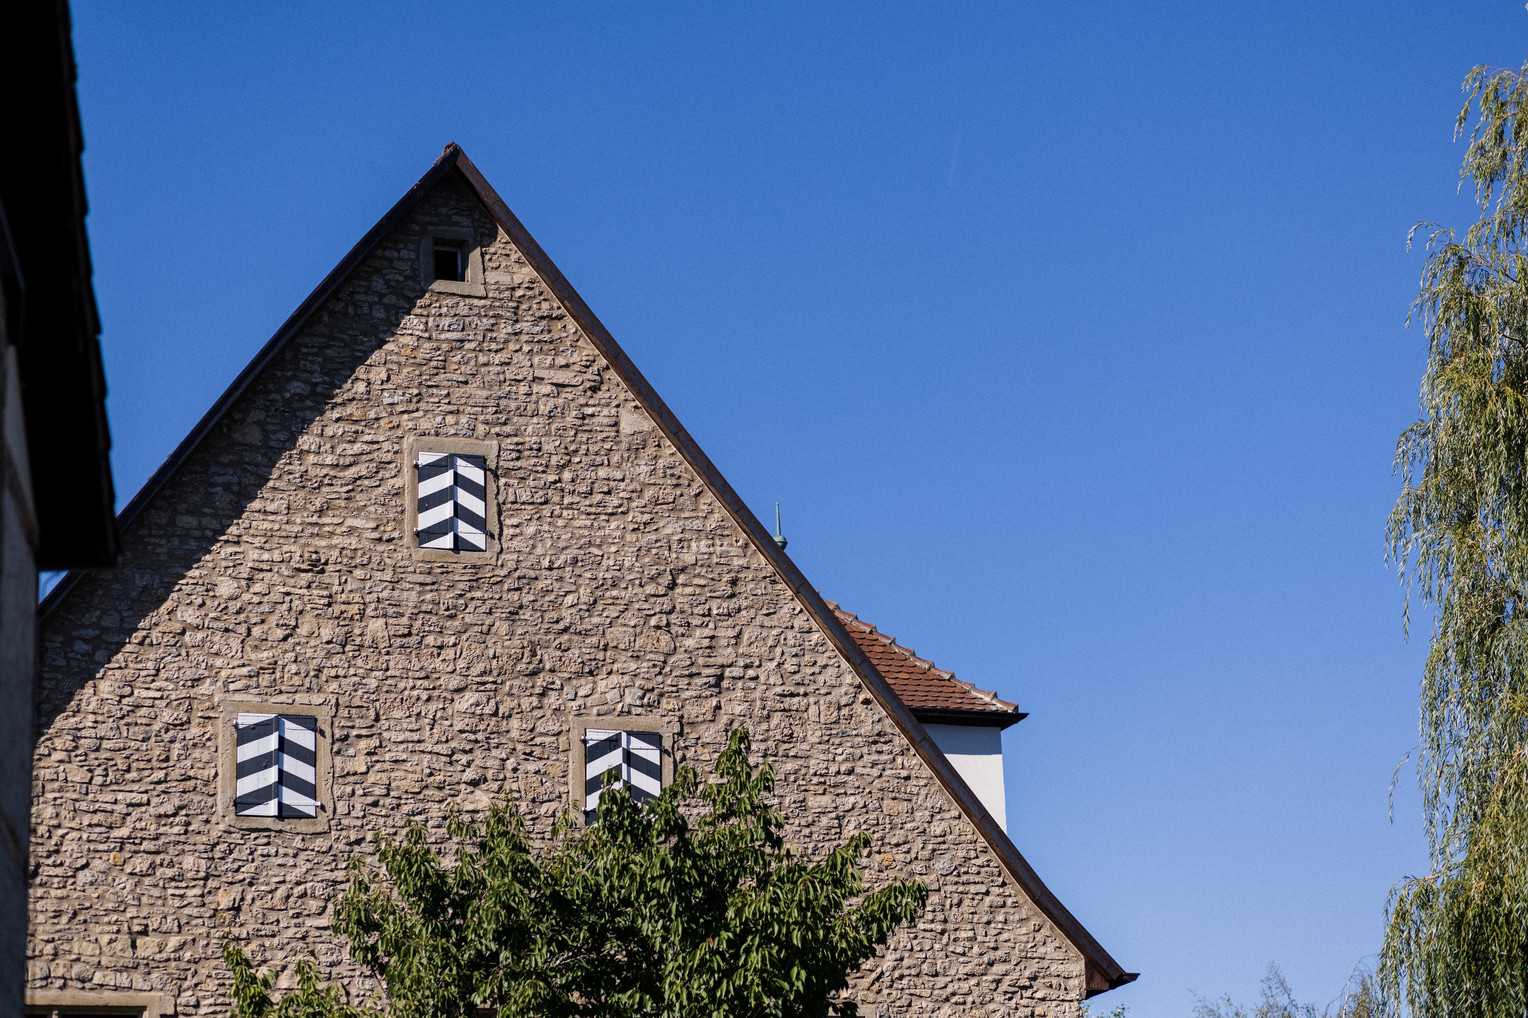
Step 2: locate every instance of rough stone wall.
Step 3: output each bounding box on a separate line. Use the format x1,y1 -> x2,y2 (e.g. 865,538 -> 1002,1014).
29,174 -> 1087,1018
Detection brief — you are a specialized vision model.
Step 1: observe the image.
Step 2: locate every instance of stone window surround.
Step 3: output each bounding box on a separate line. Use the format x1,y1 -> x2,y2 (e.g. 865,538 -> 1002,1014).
403,435 -> 500,563
418,227 -> 486,297
26,990 -> 174,1018
217,698 -> 334,833
567,714 -> 679,824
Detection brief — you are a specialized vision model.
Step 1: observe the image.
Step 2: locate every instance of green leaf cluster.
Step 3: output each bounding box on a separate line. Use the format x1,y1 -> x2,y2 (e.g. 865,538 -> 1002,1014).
1386,59 -> 1528,1018
226,727 -> 927,1018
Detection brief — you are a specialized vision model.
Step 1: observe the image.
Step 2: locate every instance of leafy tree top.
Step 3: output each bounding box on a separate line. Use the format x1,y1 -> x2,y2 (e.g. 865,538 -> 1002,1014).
226,727 -> 927,1018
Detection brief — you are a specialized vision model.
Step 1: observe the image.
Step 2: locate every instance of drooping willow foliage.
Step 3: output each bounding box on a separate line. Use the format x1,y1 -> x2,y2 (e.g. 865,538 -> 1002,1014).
1384,61 -> 1528,1018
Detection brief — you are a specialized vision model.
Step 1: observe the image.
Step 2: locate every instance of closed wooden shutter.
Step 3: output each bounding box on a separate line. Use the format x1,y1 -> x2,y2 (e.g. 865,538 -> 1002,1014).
416,452 -> 488,552
235,713 -> 319,819
278,715 -> 320,817
235,713 -> 280,816
583,729 -> 663,823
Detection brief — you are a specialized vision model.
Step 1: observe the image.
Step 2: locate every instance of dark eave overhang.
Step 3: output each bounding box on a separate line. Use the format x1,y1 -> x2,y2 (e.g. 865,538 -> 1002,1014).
36,143 -> 1137,996
2,0 -> 115,569
912,707 -> 1029,730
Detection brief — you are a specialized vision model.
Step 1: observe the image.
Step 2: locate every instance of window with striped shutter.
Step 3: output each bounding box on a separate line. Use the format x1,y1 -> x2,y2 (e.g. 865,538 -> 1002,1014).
583,729 -> 663,824
415,452 -> 488,552
235,713 -> 320,818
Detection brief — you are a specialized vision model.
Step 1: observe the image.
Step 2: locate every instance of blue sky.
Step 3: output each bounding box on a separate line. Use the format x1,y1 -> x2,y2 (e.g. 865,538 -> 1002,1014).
67,2 -> 1528,1014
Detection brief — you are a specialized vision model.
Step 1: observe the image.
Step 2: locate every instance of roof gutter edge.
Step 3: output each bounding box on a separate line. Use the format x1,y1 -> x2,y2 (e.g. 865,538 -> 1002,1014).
913,707 -> 1028,730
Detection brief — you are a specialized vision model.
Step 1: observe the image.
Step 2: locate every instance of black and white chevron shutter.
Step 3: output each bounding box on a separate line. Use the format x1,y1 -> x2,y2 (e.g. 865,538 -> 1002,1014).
584,729 -> 663,823
416,452 -> 488,551
235,713 -> 320,818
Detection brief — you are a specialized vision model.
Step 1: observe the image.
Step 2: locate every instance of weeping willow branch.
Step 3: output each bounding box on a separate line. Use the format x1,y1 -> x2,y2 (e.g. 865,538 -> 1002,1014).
1384,60 -> 1528,1018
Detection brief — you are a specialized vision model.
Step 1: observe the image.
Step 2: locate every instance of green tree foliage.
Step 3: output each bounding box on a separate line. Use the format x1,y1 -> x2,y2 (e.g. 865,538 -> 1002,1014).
1386,60 -> 1528,1018
225,728 -> 927,1018
1193,966 -> 1384,1018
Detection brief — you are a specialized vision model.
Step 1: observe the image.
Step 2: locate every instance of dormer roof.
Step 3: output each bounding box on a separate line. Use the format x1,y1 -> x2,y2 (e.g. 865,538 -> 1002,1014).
830,603 -> 1026,728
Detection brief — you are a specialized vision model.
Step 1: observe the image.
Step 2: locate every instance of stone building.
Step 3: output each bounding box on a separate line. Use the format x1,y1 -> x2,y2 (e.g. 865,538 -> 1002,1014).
1,2 -> 117,1016
28,145 -> 1132,1018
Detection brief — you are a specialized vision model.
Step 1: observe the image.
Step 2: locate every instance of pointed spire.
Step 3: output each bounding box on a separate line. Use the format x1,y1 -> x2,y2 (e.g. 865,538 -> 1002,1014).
773,503 -> 788,551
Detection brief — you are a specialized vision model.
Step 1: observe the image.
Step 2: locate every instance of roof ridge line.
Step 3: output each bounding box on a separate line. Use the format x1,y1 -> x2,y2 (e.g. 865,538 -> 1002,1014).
886,640 -> 1018,712
847,613 -> 957,679
950,676 -> 1015,710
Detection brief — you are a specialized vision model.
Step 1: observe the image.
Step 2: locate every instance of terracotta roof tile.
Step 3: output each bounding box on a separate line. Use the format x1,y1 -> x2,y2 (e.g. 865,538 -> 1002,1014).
828,603 -> 1022,721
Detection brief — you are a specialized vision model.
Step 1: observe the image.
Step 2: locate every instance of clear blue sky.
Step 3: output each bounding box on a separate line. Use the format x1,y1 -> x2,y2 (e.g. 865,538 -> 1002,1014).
67,2 -> 1527,1014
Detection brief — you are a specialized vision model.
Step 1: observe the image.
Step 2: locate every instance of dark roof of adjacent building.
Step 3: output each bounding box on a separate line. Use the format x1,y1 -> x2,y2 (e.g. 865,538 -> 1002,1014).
0,0 -> 116,569
38,144 -> 1134,994
830,603 -> 1025,728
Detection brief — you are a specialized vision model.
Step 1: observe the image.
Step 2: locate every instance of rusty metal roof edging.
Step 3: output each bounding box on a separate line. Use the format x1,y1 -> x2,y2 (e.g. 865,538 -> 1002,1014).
449,147 -> 1136,995
37,143 -> 1136,995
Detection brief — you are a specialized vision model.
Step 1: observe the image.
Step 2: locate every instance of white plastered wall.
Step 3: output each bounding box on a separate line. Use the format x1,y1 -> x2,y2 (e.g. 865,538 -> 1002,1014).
923,723 -> 1007,832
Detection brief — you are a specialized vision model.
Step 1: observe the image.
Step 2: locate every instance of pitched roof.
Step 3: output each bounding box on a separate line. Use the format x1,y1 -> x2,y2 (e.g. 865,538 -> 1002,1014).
40,143 -> 1135,995
830,603 -> 1025,726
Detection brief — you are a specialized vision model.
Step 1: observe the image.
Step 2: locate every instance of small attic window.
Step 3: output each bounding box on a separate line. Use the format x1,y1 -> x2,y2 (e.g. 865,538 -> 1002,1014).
219,699 -> 333,833
582,728 -> 664,824
419,229 -> 486,296
432,242 -> 465,283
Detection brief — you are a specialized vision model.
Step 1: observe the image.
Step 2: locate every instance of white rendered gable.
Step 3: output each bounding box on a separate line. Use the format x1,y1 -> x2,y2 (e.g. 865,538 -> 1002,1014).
923,724 -> 1007,832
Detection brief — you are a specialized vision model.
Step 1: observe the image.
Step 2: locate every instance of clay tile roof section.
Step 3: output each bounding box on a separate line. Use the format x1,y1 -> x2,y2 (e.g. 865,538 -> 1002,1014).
828,603 -> 1025,727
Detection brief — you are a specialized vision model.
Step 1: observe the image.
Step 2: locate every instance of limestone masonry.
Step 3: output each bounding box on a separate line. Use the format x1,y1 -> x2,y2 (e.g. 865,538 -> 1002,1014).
28,148 -> 1131,1018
